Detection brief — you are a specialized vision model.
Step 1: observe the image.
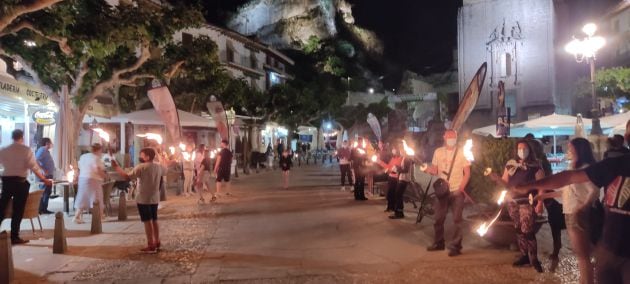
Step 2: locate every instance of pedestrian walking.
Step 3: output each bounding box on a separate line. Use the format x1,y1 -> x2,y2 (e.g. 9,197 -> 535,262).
279,149 -> 292,189
495,140 -> 545,272
424,130 -> 471,257
337,140 -> 353,191
194,144 -> 206,192
0,130 -> 52,244
182,145 -> 194,197
36,137 -> 55,214
214,140 -> 233,196
535,137 -> 599,283
351,137 -> 368,201
195,150 -> 215,203
74,143 -> 107,224
112,148 -> 168,253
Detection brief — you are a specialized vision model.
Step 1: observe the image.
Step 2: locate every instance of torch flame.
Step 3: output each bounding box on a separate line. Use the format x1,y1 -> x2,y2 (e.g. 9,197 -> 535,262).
497,190 -> 508,205
402,140 -> 415,156
356,148 -> 366,155
210,150 -> 216,159
179,143 -> 186,151
483,167 -> 492,176
169,146 -> 175,155
353,141 -> 359,148
371,155 -> 377,162
182,152 -> 192,161
362,140 -> 367,149
66,165 -> 75,182
192,151 -> 196,161
476,208 -> 504,236
463,139 -> 474,162
137,133 -> 163,144
92,128 -> 110,143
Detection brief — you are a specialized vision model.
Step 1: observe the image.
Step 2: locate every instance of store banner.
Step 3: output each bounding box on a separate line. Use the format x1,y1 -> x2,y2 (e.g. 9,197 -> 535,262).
147,86 -> 181,143
0,75 -> 48,105
206,101 -> 229,140
86,101 -> 118,118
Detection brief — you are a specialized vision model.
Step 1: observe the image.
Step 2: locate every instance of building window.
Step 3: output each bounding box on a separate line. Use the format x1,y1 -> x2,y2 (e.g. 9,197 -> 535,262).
250,52 -> 258,69
266,55 -> 272,66
226,41 -> 235,63
269,72 -> 281,87
500,53 -> 512,77
505,88 -> 517,117
182,33 -> 193,47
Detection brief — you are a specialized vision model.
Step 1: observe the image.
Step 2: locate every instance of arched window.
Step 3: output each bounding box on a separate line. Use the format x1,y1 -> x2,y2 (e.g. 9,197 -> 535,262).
500,52 -> 512,77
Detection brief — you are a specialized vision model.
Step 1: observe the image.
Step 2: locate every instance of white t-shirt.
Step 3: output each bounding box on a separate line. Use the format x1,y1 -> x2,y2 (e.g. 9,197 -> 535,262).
78,153 -> 105,181
431,146 -> 470,192
561,165 -> 599,214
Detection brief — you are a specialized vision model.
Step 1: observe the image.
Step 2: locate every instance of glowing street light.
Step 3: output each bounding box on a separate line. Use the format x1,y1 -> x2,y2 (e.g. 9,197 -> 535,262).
565,23 -> 606,135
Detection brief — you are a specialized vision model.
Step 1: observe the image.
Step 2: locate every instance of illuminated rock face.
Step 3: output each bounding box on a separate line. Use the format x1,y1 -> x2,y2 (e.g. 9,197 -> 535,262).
227,0 -> 382,54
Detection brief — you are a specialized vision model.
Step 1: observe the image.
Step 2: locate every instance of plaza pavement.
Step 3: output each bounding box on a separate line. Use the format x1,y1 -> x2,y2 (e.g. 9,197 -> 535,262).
6,162 -> 580,283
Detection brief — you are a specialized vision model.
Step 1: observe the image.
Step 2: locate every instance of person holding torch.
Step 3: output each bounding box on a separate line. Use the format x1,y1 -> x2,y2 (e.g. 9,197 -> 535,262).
389,141 -> 413,219
424,130 -> 470,257
350,137 -> 369,201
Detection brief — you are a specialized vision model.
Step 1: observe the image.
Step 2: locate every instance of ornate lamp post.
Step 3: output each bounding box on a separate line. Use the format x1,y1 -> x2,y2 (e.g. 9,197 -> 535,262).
565,23 -> 606,135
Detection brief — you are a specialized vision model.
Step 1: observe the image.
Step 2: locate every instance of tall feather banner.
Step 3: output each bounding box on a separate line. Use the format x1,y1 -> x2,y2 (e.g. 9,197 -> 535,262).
367,113 -> 382,141
148,83 -> 181,142
451,62 -> 487,132
206,101 -> 229,140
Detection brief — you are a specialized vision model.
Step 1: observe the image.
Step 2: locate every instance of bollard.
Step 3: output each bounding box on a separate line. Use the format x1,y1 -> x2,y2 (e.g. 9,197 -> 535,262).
118,191 -> 127,221
90,202 -> 102,234
0,231 -> 14,283
159,178 -> 167,202
53,212 -> 67,254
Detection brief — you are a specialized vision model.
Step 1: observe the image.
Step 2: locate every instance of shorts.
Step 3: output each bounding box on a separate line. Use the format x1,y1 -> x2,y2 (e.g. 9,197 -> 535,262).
137,204 -> 158,222
216,170 -> 230,182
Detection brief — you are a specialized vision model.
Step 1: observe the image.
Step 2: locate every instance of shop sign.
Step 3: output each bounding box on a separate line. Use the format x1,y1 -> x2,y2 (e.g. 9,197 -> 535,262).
86,101 -> 118,118
32,110 -> 56,125
0,75 -> 49,105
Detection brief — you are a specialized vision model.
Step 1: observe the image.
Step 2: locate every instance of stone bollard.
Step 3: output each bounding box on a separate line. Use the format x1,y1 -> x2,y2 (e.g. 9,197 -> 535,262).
118,191 -> 127,221
90,202 -> 102,234
159,179 -> 167,202
53,212 -> 67,254
0,231 -> 13,283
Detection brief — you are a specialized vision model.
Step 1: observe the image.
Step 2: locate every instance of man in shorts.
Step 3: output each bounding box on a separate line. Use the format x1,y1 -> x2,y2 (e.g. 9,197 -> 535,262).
112,148 -> 167,253
214,140 -> 233,196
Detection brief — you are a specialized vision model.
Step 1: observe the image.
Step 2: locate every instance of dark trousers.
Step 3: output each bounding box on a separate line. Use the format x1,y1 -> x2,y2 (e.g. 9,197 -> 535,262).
340,164 -> 353,186
0,177 -> 30,239
595,245 -> 630,284
433,191 -> 465,251
354,173 -> 366,200
38,174 -> 53,212
544,198 -> 564,256
394,180 -> 409,216
386,176 -> 397,210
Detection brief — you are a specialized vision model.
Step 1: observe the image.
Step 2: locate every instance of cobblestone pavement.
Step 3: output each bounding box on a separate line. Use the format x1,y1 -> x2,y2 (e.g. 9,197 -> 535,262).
9,163 -> 581,283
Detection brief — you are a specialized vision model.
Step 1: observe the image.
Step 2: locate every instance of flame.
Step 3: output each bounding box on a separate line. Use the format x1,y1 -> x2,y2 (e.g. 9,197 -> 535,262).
483,167 -> 492,176
66,165 -> 75,182
137,133 -> 163,144
497,190 -> 508,205
476,208 -> 504,236
182,152 -> 192,161
192,151 -> 196,161
210,151 -> 216,159
529,193 -> 534,205
179,143 -> 186,151
353,141 -> 358,148
463,139 -> 474,162
356,148 -> 366,155
362,140 -> 367,149
371,155 -> 377,162
402,140 -> 415,156
169,146 -> 175,155
419,163 -> 428,171
92,128 -> 110,143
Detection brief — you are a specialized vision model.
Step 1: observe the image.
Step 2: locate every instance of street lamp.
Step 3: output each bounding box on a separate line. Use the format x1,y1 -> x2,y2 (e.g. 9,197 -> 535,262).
565,23 -> 606,135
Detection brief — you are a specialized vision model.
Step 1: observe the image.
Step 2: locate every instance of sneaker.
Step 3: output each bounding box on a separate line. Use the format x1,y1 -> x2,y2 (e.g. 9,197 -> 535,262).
340,186 -> 346,191
512,255 -> 530,267
140,246 -> 158,254
448,250 -> 462,257
11,238 -> 29,245
40,210 -> 54,215
426,243 -> 445,251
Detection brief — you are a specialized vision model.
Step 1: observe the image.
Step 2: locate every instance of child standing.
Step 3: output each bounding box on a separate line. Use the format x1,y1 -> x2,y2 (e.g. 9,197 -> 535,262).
279,149 -> 292,189
112,148 -> 167,253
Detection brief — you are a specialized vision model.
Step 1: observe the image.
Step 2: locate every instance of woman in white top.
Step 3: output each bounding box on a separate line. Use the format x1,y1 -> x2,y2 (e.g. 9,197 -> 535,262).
74,144 -> 107,224
536,137 -> 599,284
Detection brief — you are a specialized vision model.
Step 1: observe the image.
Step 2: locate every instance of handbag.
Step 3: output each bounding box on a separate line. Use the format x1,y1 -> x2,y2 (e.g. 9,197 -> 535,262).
433,148 -> 458,200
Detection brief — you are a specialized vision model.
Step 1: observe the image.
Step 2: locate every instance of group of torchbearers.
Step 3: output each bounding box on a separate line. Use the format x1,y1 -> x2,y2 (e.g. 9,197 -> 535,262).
337,122 -> 630,284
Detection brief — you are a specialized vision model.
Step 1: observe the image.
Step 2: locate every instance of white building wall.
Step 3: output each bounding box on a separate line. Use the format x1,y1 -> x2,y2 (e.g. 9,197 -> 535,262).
459,0 -> 557,124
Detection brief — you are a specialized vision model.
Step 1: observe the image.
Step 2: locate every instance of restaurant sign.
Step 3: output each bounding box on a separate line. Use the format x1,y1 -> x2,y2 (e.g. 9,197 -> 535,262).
32,110 -> 56,125
0,75 -> 49,105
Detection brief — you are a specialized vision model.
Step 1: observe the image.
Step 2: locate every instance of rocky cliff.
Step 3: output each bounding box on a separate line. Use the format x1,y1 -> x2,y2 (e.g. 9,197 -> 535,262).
227,0 -> 383,55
